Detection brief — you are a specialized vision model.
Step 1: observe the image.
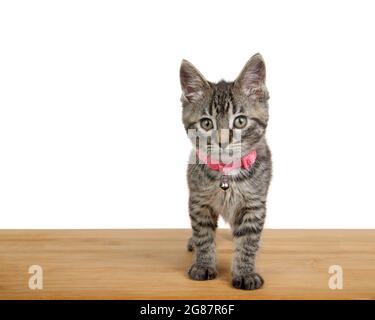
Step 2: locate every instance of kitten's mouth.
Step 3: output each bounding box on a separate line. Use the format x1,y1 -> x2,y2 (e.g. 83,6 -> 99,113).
205,148 -> 243,164
196,148 -> 258,177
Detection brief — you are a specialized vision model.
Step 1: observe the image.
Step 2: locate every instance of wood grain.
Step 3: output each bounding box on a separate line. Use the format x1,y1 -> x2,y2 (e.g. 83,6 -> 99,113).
0,229 -> 374,299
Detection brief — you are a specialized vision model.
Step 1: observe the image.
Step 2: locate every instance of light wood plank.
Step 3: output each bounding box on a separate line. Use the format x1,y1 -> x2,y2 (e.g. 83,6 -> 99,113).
0,229 -> 374,299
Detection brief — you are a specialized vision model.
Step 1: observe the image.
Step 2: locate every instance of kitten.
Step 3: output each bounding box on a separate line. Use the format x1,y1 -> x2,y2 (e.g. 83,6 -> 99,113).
180,54 -> 272,290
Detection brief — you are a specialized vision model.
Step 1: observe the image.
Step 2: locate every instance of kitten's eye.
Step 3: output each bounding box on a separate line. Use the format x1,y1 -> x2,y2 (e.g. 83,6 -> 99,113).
200,118 -> 214,131
233,116 -> 247,129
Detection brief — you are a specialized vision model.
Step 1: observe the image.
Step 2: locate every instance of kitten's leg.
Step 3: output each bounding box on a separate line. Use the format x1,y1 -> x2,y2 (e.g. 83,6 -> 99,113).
188,204 -> 218,280
231,205 -> 265,290
187,237 -> 194,252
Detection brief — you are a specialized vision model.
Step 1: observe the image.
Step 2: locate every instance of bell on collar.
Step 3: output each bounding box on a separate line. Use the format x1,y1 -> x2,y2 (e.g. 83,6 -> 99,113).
220,175 -> 230,191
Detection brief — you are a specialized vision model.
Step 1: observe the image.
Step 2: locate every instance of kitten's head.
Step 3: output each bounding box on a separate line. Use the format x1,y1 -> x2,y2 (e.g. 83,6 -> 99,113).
180,53 -> 269,163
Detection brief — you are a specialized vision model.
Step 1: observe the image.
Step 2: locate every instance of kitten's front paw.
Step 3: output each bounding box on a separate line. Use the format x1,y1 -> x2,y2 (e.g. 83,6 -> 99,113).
188,263 -> 217,280
232,272 -> 264,290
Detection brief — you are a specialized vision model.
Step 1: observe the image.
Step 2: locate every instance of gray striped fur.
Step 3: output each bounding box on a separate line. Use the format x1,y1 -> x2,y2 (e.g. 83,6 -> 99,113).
180,54 -> 272,290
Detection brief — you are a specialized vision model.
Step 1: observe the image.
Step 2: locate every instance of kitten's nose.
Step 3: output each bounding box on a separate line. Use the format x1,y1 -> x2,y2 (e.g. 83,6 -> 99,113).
217,129 -> 233,148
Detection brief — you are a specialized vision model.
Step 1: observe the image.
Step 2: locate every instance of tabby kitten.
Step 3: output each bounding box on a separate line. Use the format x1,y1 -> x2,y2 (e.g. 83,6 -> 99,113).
180,53 -> 272,290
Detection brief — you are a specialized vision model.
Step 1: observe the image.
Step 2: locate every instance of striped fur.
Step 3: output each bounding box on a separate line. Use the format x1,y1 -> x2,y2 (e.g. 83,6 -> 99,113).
180,54 -> 272,290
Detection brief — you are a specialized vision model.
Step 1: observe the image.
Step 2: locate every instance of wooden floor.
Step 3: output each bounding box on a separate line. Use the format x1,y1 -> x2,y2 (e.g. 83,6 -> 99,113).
0,229 -> 374,299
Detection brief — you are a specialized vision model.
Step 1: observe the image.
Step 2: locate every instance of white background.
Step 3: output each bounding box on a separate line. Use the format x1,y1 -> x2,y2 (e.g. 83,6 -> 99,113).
1,0 -> 375,228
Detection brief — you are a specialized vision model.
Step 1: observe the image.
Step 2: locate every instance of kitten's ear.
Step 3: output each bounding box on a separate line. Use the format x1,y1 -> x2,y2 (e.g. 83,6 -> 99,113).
234,53 -> 269,101
180,59 -> 210,103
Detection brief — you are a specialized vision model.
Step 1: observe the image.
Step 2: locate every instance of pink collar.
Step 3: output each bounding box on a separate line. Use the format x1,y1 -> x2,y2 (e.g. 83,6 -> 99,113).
196,149 -> 257,174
